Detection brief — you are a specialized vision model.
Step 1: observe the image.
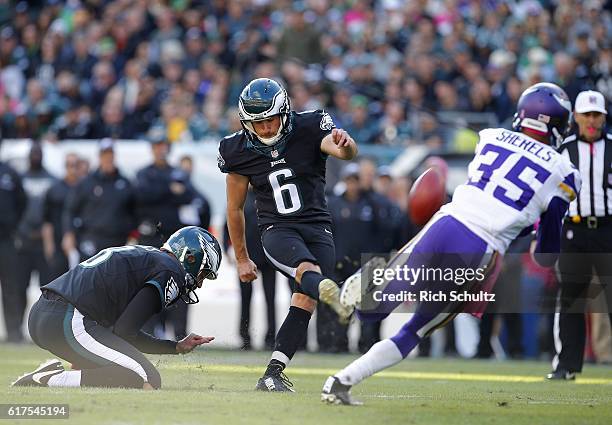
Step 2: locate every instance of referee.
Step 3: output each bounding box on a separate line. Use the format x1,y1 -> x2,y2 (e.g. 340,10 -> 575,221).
550,90 -> 612,380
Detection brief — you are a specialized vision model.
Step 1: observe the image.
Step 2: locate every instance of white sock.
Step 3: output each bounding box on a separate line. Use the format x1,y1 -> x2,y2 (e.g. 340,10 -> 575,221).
47,371 -> 82,388
335,339 -> 403,386
271,351 -> 290,367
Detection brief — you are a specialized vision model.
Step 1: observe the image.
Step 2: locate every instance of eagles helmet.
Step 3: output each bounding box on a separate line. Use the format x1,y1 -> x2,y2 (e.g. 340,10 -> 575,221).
161,226 -> 222,304
512,82 -> 572,148
238,78 -> 293,150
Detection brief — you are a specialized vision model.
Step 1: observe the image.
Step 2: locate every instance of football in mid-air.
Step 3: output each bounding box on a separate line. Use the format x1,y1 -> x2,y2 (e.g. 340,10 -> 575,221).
408,167 -> 446,226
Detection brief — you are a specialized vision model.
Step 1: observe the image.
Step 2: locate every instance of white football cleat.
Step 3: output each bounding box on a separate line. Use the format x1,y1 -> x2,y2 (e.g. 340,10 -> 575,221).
340,256 -> 388,310
340,272 -> 362,310
12,359 -> 64,387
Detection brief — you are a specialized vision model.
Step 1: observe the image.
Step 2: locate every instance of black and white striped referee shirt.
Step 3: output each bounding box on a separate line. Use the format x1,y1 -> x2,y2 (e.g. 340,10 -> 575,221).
558,130 -> 612,217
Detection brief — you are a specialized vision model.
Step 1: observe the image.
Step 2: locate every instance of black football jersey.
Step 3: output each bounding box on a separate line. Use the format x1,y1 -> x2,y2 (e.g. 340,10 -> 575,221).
44,245 -> 186,327
218,110 -> 334,227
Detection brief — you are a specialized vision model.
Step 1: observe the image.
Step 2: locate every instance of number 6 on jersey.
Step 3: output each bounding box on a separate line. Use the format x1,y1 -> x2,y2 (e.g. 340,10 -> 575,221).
268,168 -> 302,214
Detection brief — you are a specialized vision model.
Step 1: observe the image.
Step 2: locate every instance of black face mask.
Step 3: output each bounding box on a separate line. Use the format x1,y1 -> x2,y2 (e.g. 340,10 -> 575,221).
181,273 -> 200,305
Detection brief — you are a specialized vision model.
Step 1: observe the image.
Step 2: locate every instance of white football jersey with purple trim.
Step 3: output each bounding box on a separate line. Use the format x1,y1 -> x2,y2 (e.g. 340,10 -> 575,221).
441,128 -> 580,253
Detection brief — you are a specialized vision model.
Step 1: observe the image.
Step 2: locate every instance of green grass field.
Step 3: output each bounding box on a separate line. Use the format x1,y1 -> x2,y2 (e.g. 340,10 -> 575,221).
1,343 -> 611,425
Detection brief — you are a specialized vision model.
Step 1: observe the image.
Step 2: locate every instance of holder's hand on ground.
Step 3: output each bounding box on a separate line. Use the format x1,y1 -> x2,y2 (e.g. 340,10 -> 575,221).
176,333 -> 215,354
237,258 -> 257,282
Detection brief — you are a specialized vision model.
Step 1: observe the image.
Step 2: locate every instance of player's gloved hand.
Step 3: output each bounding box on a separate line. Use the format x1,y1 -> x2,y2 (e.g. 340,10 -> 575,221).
237,258 -> 258,283
331,128 -> 353,147
176,333 -> 215,354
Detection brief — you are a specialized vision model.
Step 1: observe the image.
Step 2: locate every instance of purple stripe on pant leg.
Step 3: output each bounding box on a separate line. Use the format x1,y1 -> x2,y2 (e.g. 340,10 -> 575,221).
390,314 -> 435,358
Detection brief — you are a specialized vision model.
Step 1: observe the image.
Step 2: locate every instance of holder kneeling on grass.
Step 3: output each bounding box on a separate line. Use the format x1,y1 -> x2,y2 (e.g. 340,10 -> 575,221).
12,226 -> 221,390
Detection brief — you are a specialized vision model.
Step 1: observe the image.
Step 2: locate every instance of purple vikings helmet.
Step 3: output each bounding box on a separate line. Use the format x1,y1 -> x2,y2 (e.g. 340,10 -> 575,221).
512,82 -> 572,148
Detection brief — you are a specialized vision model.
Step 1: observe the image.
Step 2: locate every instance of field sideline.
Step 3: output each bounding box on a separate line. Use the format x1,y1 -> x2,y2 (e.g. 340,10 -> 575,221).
2,344 -> 611,425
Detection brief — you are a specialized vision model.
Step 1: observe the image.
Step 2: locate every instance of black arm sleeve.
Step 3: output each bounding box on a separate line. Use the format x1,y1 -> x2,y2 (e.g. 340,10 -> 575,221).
113,286 -> 178,354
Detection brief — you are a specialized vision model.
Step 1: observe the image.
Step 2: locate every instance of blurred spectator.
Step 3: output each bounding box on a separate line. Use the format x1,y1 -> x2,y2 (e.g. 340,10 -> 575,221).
327,85 -> 353,129
374,166 -> 394,198
51,101 -> 94,140
42,152 -> 81,281
77,156 -> 90,179
345,95 -> 379,145
276,3 -> 323,65
370,35 -> 403,84
0,138 -> 27,343
178,155 -> 211,233
468,79 -> 495,113
63,139 -> 135,260
377,100 -> 411,145
91,96 -> 137,139
134,137 -> 195,248
87,61 -> 116,115
9,142 -> 55,342
14,141 -> 55,283
161,154 -> 212,341
12,143 -> 54,342
66,31 -> 97,81
418,112 -> 445,149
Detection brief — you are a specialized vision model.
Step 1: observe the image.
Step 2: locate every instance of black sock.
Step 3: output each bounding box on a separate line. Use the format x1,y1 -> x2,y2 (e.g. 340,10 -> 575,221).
267,306 -> 312,373
300,271 -> 326,300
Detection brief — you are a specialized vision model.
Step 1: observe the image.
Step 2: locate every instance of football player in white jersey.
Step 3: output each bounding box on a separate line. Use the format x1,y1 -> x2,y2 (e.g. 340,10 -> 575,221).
321,83 -> 581,405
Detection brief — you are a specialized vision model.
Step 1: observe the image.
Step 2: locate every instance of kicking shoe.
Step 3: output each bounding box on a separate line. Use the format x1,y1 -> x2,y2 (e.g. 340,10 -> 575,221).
340,256 -> 388,310
255,364 -> 295,392
319,279 -> 353,323
12,359 -> 64,387
546,369 -> 576,381
321,376 -> 362,406
340,272 -> 362,310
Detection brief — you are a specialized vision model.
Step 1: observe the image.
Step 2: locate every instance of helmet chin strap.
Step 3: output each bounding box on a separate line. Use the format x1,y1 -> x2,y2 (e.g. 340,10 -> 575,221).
258,132 -> 283,146
244,114 -> 287,146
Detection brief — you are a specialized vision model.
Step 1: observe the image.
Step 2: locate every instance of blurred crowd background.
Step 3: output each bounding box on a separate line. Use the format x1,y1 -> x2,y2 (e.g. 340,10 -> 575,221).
0,0 -> 610,147
0,0 -> 611,363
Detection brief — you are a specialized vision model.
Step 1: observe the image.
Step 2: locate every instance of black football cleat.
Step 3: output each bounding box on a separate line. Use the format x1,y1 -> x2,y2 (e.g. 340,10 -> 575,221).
255,364 -> 295,392
12,359 -> 64,387
321,376 -> 362,406
546,369 -> 576,381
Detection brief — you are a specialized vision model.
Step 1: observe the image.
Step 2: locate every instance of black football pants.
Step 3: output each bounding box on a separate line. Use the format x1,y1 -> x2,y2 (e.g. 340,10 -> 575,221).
554,223 -> 612,373
28,292 -> 162,389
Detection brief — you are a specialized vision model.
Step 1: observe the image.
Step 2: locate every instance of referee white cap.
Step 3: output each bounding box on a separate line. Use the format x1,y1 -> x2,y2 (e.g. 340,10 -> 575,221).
575,90 -> 607,114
